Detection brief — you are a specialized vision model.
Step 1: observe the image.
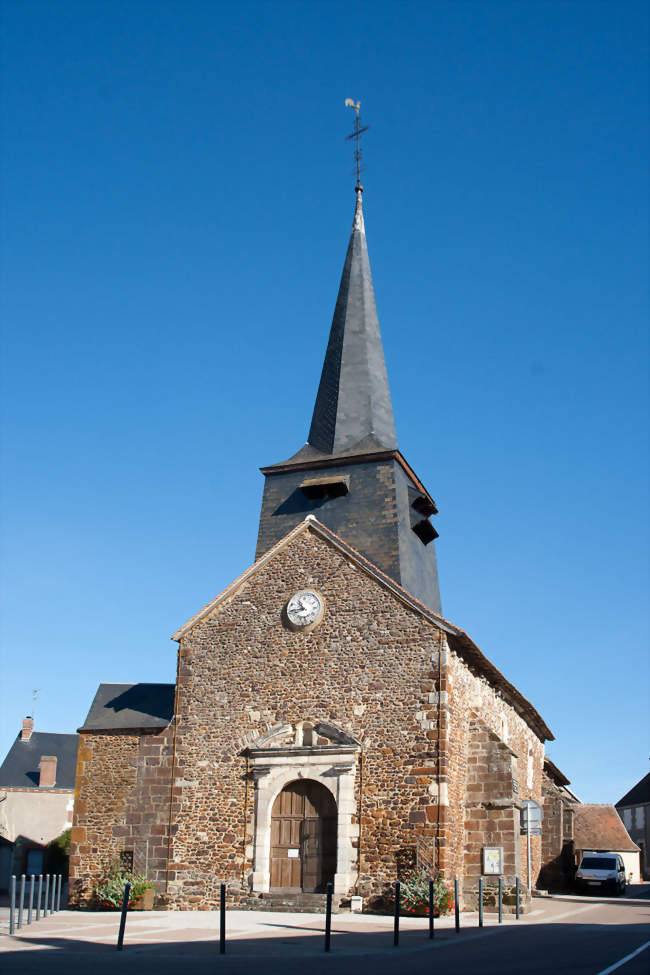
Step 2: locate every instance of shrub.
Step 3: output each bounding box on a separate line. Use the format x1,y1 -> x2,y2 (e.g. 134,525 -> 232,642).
93,858 -> 154,910
399,869 -> 455,916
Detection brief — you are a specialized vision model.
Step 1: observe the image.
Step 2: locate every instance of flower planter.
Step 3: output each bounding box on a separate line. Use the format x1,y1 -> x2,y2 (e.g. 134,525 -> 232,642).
132,888 -> 155,911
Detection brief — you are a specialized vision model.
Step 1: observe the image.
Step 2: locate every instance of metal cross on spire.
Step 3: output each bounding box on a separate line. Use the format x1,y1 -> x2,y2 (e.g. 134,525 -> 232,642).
345,99 -> 370,191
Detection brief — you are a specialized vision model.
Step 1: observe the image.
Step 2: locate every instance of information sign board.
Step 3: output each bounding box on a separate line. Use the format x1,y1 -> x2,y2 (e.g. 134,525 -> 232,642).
482,847 -> 503,875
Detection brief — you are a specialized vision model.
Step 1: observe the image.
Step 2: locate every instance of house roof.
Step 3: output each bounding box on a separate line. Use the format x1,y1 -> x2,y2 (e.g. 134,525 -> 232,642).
616,772 -> 650,808
0,732 -> 79,790
78,683 -> 175,732
573,804 -> 639,853
172,516 -> 554,743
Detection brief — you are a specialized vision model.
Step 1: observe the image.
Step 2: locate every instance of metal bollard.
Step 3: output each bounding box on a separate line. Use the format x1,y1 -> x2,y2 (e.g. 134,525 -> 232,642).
56,874 -> 62,911
324,881 -> 333,952
428,877 -> 434,939
454,877 -> 460,932
219,882 -> 226,954
18,875 -> 26,930
498,877 -> 503,923
478,877 -> 483,927
116,882 -> 131,950
9,875 -> 16,935
393,880 -> 400,946
44,875 -> 50,918
36,875 -> 43,921
51,874 -> 56,914
515,877 -> 520,920
28,875 -> 35,925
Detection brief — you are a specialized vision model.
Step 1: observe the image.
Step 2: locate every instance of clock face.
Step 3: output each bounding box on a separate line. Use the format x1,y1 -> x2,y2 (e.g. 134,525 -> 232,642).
286,590 -> 323,628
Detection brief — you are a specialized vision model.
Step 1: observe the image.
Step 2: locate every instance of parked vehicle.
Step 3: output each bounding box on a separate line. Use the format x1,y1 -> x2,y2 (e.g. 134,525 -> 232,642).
575,853 -> 626,895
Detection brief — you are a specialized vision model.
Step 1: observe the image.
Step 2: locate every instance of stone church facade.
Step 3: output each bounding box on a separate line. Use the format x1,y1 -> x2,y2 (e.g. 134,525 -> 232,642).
70,185 -> 553,911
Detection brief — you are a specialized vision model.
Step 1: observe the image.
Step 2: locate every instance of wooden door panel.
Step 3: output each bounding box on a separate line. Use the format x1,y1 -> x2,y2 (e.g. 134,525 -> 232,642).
270,780 -> 338,892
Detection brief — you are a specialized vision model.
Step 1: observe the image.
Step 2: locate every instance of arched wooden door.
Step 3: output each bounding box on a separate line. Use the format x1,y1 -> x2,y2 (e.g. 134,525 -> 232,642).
270,780 -> 337,892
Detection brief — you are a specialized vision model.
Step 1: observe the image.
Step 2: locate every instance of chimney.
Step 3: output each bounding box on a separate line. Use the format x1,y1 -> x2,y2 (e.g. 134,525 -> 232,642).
21,716 -> 34,741
39,756 -> 57,788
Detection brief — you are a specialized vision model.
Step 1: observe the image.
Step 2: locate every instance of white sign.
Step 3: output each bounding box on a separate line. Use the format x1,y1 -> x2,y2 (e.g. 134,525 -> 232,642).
482,847 -> 503,875
520,800 -> 543,827
288,849 -> 299,859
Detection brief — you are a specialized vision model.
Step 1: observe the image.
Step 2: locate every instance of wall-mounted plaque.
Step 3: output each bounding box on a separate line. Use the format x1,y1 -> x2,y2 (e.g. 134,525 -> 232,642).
288,849 -> 299,859
482,847 -> 503,875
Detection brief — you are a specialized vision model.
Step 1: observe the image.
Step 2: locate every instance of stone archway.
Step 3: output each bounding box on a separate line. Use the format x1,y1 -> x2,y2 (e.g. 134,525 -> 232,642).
246,721 -> 360,894
270,780 -> 337,892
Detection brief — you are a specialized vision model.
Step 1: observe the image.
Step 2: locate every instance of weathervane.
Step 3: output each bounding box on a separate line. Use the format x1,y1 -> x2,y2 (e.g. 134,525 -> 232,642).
345,98 -> 369,191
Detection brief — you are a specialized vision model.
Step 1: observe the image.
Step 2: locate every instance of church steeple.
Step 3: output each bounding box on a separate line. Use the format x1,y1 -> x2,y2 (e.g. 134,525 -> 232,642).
308,188 -> 398,456
256,175 -> 442,616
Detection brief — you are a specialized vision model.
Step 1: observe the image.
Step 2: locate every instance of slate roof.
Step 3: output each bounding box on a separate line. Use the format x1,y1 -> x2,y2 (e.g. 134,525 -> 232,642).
0,732 -> 79,790
573,804 -> 639,853
616,772 -> 650,808
303,190 -> 398,458
78,683 -> 175,732
172,516 -> 554,742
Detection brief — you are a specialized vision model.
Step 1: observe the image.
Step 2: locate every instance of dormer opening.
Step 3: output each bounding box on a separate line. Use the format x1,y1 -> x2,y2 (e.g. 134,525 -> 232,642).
300,475 -> 350,500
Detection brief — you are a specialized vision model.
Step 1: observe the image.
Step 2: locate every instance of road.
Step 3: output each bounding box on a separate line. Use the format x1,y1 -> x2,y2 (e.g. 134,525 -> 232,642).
0,892 -> 648,974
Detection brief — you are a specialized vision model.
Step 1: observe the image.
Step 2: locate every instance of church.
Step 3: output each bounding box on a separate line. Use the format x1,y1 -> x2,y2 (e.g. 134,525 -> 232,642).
69,173 -> 553,912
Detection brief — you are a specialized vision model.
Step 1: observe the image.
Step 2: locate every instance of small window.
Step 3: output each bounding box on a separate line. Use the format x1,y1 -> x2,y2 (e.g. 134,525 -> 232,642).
120,850 -> 134,872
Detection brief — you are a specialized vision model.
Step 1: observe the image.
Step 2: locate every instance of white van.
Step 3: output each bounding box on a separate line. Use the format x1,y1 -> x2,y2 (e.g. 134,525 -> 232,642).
575,853 -> 626,895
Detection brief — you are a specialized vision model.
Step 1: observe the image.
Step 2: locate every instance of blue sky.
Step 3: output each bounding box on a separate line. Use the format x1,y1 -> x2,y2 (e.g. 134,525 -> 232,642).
1,0 -> 647,804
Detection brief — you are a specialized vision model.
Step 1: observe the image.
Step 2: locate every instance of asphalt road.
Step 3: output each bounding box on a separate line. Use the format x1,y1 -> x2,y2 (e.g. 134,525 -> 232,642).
1,893 -> 648,975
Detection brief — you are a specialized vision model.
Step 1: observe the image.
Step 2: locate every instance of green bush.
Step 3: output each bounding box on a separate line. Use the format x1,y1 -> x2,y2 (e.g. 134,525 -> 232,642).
93,859 -> 154,910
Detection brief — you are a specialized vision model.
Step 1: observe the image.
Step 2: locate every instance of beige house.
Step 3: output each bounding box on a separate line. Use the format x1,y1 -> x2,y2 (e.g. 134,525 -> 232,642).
0,717 -> 78,890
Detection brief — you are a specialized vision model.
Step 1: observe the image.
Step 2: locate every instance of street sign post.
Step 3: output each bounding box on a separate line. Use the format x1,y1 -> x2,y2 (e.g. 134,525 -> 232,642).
520,801 -> 543,891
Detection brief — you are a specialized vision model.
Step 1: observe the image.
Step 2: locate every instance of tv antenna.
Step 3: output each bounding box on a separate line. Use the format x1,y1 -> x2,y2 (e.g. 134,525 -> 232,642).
345,99 -> 370,191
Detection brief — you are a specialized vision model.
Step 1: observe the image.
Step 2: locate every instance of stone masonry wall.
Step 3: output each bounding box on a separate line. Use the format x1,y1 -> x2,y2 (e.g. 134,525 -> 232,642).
168,526 -> 546,909
68,525 -> 548,910
445,647 -> 544,908
170,528 -> 445,908
69,727 -> 175,906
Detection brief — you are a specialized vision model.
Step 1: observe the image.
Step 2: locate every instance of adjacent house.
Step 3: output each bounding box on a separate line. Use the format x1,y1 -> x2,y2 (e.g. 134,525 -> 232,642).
616,772 -> 650,880
0,717 -> 79,890
573,804 -> 640,883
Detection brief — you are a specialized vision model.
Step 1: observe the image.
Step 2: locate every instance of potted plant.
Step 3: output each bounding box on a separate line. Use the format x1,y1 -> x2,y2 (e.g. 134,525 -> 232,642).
131,875 -> 155,910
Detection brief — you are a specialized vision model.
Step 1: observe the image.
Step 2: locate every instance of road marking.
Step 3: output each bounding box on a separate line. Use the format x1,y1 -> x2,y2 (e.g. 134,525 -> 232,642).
595,940 -> 650,975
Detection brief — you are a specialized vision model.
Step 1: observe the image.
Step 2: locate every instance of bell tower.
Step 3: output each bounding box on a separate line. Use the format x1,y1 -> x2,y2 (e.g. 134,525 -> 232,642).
256,183 -> 442,615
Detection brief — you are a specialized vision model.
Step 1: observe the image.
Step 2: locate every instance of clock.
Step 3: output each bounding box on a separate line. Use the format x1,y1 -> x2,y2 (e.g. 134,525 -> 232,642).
286,590 -> 324,629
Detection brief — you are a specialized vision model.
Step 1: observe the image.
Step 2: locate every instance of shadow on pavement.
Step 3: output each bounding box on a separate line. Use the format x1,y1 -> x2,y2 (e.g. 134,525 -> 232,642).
1,911 -> 650,975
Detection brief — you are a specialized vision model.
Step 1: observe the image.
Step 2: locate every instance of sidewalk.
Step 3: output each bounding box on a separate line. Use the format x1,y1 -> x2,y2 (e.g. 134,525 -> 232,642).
0,904 -> 520,956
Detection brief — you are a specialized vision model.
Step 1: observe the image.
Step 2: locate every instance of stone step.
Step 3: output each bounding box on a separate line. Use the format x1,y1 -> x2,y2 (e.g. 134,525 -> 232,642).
241,892 -> 343,914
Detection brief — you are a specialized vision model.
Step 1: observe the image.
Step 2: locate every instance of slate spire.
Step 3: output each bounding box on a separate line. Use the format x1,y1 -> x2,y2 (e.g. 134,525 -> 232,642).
307,188 -> 398,456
